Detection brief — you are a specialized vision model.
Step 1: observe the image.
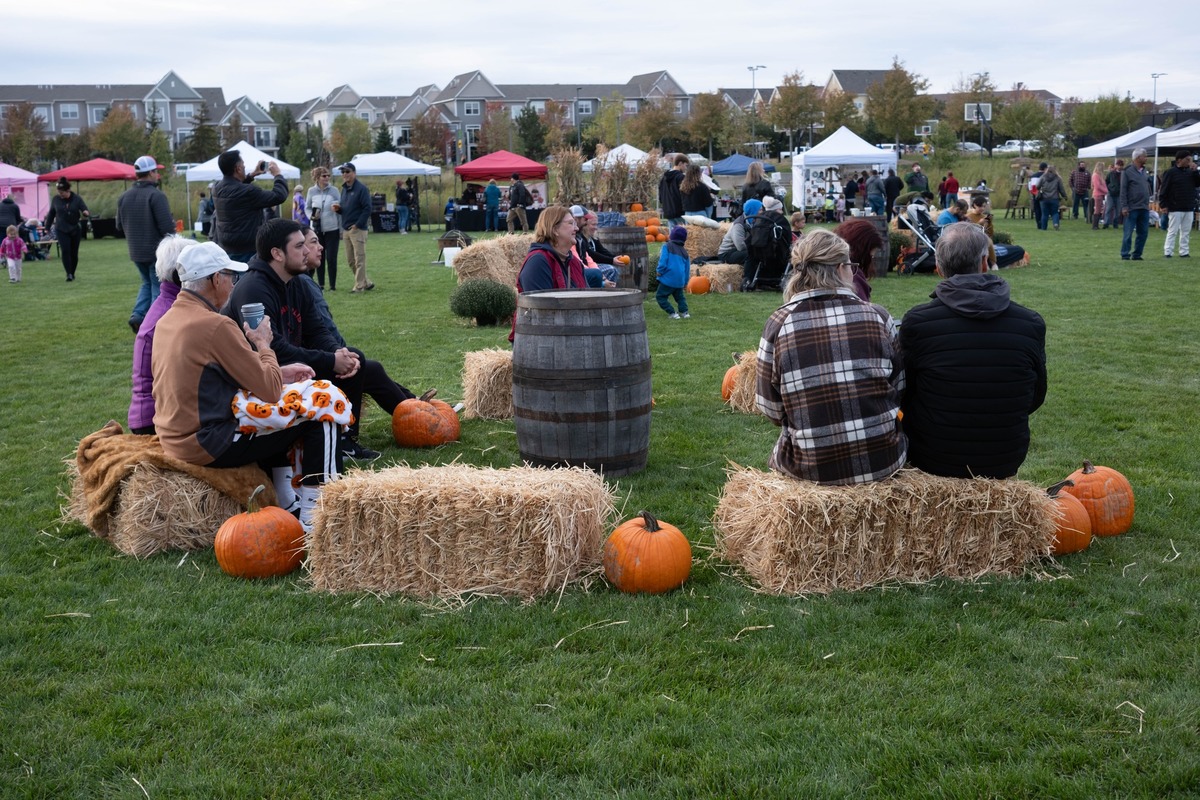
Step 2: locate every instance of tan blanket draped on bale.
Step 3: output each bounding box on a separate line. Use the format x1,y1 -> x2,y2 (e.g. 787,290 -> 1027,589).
74,420 -> 275,536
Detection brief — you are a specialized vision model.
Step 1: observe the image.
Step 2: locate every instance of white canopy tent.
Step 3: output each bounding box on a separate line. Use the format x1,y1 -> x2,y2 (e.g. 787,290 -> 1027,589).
792,127 -> 897,210
1149,120 -> 1200,152
582,143 -> 655,173
1077,126 -> 1161,160
349,151 -> 440,176
182,141 -> 302,234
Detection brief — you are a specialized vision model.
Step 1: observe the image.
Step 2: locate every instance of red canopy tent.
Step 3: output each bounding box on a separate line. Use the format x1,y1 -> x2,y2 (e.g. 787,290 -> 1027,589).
453,150 -> 547,181
39,158 -> 140,182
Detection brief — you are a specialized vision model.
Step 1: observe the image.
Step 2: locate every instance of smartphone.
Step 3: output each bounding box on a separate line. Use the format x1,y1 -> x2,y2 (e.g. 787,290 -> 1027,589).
258,161 -> 267,172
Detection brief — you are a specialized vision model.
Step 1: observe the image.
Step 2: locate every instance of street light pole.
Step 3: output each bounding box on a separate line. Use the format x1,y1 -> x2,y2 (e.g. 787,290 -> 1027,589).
1151,73 -> 1167,105
748,65 -> 766,157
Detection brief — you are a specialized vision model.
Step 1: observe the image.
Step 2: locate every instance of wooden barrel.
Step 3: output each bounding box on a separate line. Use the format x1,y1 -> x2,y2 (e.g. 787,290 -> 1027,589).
864,214 -> 889,278
594,226 -> 649,292
512,289 -> 651,477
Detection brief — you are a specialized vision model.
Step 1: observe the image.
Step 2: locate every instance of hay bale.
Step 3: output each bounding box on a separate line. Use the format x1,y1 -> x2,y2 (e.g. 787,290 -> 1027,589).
453,234 -> 534,286
307,464 -> 616,599
624,211 -> 659,226
101,464 -> 242,558
726,351 -> 762,415
684,222 -> 730,260
698,263 -> 743,294
714,467 -> 1055,595
462,348 -> 513,420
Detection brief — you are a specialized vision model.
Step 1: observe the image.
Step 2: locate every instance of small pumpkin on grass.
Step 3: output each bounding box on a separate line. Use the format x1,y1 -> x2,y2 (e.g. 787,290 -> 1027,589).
603,511 -> 692,594
687,275 -> 711,295
721,365 -> 738,401
215,485 -> 305,579
392,389 -> 460,448
1062,460 -> 1134,536
1047,480 -> 1092,555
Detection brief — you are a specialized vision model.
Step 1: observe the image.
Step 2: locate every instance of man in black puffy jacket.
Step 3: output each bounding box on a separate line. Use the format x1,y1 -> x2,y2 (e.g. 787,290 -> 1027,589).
899,222 -> 1047,479
212,150 -> 289,262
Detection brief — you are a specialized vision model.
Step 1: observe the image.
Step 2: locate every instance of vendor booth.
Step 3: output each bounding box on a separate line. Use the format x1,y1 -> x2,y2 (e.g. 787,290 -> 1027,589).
710,153 -> 775,176
0,162 -> 46,220
452,150 -> 548,231
185,141 -> 301,234
1077,126 -> 1161,160
349,151 -> 440,233
39,158 -> 149,238
792,127 -> 897,212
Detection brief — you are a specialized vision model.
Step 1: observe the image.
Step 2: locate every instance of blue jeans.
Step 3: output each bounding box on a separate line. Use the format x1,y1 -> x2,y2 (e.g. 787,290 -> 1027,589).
397,205 -> 410,232
655,284 -> 687,315
1039,198 -> 1060,230
1072,193 -> 1090,219
484,206 -> 498,231
867,194 -> 885,215
1121,209 -> 1149,259
131,260 -> 160,320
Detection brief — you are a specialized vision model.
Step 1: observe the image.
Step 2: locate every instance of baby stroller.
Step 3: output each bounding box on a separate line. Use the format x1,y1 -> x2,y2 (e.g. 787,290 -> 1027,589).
896,200 -> 940,274
742,212 -> 793,291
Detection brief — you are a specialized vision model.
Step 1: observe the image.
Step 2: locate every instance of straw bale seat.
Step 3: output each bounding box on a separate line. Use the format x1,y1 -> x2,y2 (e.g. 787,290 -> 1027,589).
714,467 -> 1054,595
453,234 -> 535,286
307,464 -> 616,599
461,348 -> 514,420
694,262 -> 743,294
725,350 -> 762,415
683,222 -> 730,260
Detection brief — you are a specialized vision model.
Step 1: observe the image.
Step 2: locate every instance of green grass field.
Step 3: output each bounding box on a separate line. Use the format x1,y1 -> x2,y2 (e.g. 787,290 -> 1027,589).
2,212 -> 1198,798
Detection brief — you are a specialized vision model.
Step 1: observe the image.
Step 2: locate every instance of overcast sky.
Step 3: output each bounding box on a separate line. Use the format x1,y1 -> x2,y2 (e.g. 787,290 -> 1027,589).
11,1 -> 1198,111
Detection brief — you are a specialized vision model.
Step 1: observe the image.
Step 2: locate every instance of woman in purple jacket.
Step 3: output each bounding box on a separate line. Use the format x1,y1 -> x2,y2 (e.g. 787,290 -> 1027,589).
128,235 -> 196,434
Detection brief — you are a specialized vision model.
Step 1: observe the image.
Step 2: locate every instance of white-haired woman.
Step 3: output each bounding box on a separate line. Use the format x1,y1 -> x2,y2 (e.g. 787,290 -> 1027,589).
755,229 -> 906,485
128,235 -> 197,434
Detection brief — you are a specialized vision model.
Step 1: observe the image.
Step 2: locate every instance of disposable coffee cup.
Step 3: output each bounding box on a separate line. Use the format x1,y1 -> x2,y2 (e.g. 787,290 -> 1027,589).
241,303 -> 265,329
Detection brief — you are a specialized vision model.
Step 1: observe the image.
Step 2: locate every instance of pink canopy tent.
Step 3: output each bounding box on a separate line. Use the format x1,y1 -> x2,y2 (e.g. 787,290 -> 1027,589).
40,158 -> 139,182
0,162 -> 45,219
453,150 -> 547,181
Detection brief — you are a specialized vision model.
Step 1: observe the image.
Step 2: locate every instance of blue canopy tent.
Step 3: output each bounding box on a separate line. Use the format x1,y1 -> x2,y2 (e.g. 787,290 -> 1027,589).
710,154 -> 775,175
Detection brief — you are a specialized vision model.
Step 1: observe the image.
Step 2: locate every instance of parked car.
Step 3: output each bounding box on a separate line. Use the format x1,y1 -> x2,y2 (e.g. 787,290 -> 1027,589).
956,142 -> 984,153
876,143 -> 903,154
994,140 -> 1036,155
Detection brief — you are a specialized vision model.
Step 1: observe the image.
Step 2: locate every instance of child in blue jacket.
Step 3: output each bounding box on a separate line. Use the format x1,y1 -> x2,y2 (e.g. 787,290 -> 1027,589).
656,226 -> 691,319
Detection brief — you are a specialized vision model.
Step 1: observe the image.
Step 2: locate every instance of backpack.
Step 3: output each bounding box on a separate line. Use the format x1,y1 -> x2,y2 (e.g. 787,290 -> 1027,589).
748,213 -> 789,258
510,181 -> 531,206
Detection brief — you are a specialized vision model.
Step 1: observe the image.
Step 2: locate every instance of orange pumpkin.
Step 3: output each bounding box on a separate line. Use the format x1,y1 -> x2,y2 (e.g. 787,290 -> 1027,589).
648,217 -> 661,227
392,389 -> 460,448
603,511 -> 692,594
635,219 -> 647,228
215,485 -> 305,579
615,254 -> 631,266
687,275 -> 711,295
721,365 -> 738,401
630,203 -> 644,212
645,225 -> 659,237
646,235 -> 655,243
1062,460 -> 1134,536
1047,480 -> 1092,555
655,233 -> 667,242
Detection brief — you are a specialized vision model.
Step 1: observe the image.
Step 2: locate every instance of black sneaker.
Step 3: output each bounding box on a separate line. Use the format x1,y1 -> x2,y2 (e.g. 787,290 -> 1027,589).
341,438 -> 381,462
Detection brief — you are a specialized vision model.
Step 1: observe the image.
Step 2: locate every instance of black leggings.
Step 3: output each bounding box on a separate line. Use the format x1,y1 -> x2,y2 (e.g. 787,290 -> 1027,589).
58,229 -> 82,277
317,229 -> 340,289
208,421 -> 341,485
326,349 -> 415,438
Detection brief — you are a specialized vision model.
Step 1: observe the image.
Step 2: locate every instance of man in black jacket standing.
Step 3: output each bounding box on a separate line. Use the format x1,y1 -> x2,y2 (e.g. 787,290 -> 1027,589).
117,156 -> 175,332
1158,150 -> 1199,258
900,222 -> 1047,479
212,150 -> 288,263
337,161 -> 374,292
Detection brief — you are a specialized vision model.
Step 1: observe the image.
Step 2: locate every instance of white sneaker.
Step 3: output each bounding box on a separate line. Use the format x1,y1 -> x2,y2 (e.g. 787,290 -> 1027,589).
681,312 -> 691,319
669,313 -> 681,319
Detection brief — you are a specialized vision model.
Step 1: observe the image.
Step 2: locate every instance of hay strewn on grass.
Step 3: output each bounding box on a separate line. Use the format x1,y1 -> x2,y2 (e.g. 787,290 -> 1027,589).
684,223 -> 730,260
63,462 -> 242,558
698,263 -> 743,294
453,234 -> 534,286
307,464 -> 617,599
462,349 -> 513,420
727,350 -> 762,415
714,467 -> 1055,595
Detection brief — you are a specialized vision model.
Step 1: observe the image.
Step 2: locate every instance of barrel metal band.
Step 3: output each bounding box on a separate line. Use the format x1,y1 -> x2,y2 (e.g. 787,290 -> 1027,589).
512,403 -> 652,423
513,360 -> 651,389
514,322 -> 647,336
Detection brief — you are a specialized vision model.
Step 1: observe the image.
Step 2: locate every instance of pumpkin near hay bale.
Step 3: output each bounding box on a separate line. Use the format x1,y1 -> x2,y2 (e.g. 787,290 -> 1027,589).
655,234 -> 667,242
631,203 -> 644,212
687,275 -> 711,295
721,365 -> 737,401
603,512 -> 692,594
1062,460 -> 1134,536
1048,480 -> 1092,555
215,485 -> 305,579
392,389 -> 460,447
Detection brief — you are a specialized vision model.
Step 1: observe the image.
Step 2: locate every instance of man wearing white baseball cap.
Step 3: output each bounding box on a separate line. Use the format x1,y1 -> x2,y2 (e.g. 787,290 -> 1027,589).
117,155 -> 176,333
152,242 -> 339,531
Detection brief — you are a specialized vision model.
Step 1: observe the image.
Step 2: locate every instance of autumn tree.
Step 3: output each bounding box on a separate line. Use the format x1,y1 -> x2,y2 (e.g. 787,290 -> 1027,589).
221,111 -> 244,149
329,113 -> 372,163
821,89 -> 859,138
1070,94 -> 1142,142
996,94 -> 1053,154
624,98 -> 682,152
583,92 -> 626,148
688,91 -> 732,161
940,72 -> 1000,140
410,107 -> 449,165
182,102 -> 221,162
477,101 -> 515,155
45,130 -> 94,167
515,107 -> 548,160
866,57 -> 934,145
93,106 -> 146,163
0,102 -> 47,169
543,99 -> 573,151
765,72 -> 823,154
147,129 -> 173,176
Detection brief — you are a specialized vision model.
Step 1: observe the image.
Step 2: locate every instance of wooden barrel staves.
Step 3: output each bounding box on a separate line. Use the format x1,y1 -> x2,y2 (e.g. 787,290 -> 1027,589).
594,226 -> 649,292
512,289 -> 651,477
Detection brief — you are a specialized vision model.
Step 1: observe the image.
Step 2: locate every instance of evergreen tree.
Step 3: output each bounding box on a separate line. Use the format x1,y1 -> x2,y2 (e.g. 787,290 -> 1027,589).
373,121 -> 394,153
515,107 -> 548,160
222,111 -> 244,149
184,102 -> 221,162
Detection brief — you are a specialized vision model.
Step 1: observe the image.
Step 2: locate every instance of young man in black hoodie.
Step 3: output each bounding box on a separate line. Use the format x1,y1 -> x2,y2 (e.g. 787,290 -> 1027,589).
899,222 -> 1047,479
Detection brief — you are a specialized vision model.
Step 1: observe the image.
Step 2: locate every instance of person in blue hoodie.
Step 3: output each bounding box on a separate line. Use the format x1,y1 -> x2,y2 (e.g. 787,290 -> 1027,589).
656,226 -> 691,319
